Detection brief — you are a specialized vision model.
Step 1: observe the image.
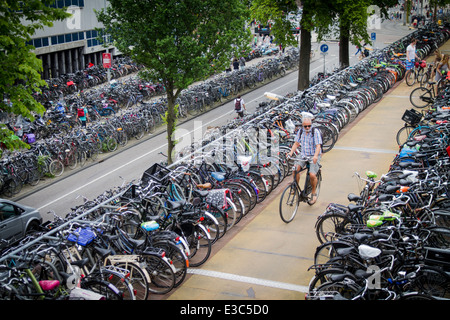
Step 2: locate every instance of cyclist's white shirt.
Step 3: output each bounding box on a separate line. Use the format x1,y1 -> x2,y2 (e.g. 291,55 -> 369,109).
406,43 -> 416,61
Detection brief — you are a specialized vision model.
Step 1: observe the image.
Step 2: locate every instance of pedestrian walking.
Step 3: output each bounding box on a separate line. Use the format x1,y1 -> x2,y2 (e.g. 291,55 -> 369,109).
234,95 -> 246,118
232,58 -> 239,71
239,57 -> 246,70
77,104 -> 89,128
436,54 -> 450,82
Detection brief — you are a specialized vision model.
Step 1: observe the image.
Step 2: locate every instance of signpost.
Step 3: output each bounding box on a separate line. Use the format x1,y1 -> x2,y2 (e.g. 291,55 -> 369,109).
103,52 -> 112,82
320,44 -> 328,75
371,32 -> 376,49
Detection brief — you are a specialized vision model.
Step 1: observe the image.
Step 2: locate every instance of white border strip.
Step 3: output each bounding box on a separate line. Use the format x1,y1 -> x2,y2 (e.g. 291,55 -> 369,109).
187,269 -> 309,293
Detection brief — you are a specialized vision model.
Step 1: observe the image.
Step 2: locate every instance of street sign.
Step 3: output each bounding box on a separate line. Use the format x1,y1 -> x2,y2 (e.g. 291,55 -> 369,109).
371,32 -> 376,41
320,44 -> 329,53
102,53 -> 112,69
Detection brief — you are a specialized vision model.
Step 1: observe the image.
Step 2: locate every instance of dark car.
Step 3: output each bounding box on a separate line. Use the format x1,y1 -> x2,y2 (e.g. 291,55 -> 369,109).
0,199 -> 42,246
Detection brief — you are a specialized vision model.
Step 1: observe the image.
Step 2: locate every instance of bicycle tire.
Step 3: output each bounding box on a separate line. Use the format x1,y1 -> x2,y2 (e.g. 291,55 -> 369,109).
315,211 -> 354,244
396,125 -> 415,146
279,183 -> 299,223
152,240 -> 188,288
182,223 -> 212,268
49,159 -> 64,177
409,87 -> 433,108
114,262 -> 149,300
81,279 -> 123,300
405,70 -> 416,86
141,253 -> 176,295
99,268 -> 136,300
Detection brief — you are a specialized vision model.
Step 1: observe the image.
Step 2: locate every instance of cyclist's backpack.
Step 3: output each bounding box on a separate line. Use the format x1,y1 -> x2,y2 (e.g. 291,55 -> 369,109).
77,107 -> 85,117
235,99 -> 241,111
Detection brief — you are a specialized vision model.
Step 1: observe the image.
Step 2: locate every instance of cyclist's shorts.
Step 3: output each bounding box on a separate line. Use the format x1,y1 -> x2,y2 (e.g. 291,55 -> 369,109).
294,155 -> 321,175
406,59 -> 415,71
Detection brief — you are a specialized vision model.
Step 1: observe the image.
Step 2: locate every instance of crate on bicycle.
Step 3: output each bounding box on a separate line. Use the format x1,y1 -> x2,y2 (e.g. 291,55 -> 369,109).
141,163 -> 172,186
401,108 -> 422,125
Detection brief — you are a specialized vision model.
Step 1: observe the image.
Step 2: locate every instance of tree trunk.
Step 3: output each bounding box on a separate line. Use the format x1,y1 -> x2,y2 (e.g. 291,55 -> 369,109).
297,21 -> 311,91
165,83 -> 177,165
339,22 -> 350,69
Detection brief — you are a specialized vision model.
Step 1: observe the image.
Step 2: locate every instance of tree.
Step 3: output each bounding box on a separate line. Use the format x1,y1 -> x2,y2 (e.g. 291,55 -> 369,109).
96,0 -> 250,164
251,0 -> 334,90
0,0 -> 70,156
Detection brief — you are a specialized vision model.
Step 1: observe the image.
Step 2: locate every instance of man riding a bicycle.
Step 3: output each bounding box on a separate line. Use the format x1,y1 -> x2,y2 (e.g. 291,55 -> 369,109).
287,116 -> 322,205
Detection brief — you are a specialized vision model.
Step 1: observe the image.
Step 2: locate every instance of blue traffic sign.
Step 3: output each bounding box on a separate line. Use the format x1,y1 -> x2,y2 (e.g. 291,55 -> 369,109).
320,44 -> 328,53
371,32 -> 376,41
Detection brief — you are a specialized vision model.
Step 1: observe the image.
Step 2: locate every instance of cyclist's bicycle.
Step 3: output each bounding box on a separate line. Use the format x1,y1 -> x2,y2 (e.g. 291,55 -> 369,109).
405,60 -> 428,86
409,79 -> 445,109
279,156 -> 322,223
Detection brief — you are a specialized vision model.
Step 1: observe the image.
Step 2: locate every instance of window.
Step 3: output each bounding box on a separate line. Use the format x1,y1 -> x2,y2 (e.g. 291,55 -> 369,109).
86,30 -> 91,39
72,32 -> 78,41
0,203 -> 17,221
87,39 -> 92,47
51,36 -> 58,45
78,31 -> 84,40
65,33 -> 72,42
34,38 -> 42,48
58,35 -> 64,44
42,37 -> 49,46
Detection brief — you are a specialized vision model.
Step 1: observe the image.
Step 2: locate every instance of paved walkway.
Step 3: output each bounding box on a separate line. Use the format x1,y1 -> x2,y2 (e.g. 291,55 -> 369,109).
166,40 -> 450,301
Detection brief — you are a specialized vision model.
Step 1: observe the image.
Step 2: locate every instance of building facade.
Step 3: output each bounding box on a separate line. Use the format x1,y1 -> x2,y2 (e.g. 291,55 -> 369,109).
25,0 -> 120,80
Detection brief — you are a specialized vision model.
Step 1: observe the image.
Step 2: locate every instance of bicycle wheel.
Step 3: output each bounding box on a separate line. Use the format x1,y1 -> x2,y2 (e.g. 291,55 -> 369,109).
152,241 -> 187,288
114,262 -> 149,300
409,87 -> 433,108
67,152 -> 77,170
49,159 -> 64,177
405,70 -> 416,86
311,279 -> 362,300
396,125 -> 415,146
417,68 -> 429,86
315,211 -> 354,244
142,254 -> 176,295
106,136 -> 118,152
182,223 -> 211,268
100,269 -> 136,300
81,279 -> 123,300
205,204 -> 227,242
279,183 -> 300,223
401,265 -> 450,298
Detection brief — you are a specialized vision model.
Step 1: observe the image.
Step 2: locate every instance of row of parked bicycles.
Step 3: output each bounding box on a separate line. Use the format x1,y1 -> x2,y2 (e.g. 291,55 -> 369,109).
306,26 -> 450,300
1,22 -> 448,300
0,49 -> 300,198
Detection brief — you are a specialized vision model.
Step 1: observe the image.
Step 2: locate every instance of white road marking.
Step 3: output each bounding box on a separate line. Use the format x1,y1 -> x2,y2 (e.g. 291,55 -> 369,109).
187,269 -> 309,293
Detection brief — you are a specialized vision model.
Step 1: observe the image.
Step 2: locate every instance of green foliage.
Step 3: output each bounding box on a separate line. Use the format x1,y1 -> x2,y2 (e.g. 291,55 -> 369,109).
96,0 -> 250,96
97,0 -> 250,164
0,0 -> 70,157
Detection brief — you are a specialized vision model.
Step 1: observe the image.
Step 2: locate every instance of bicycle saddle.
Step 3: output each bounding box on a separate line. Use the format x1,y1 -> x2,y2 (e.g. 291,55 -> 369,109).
197,182 -> 212,189
166,200 -> 187,210
347,193 -> 361,202
193,189 -> 209,198
141,220 -> 159,232
211,172 -> 225,182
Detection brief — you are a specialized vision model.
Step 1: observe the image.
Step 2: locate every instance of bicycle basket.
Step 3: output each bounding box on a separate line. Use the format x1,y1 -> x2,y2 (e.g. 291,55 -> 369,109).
401,108 -> 422,125
141,163 -> 172,185
420,60 -> 426,68
414,61 -> 420,68
120,184 -> 139,201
